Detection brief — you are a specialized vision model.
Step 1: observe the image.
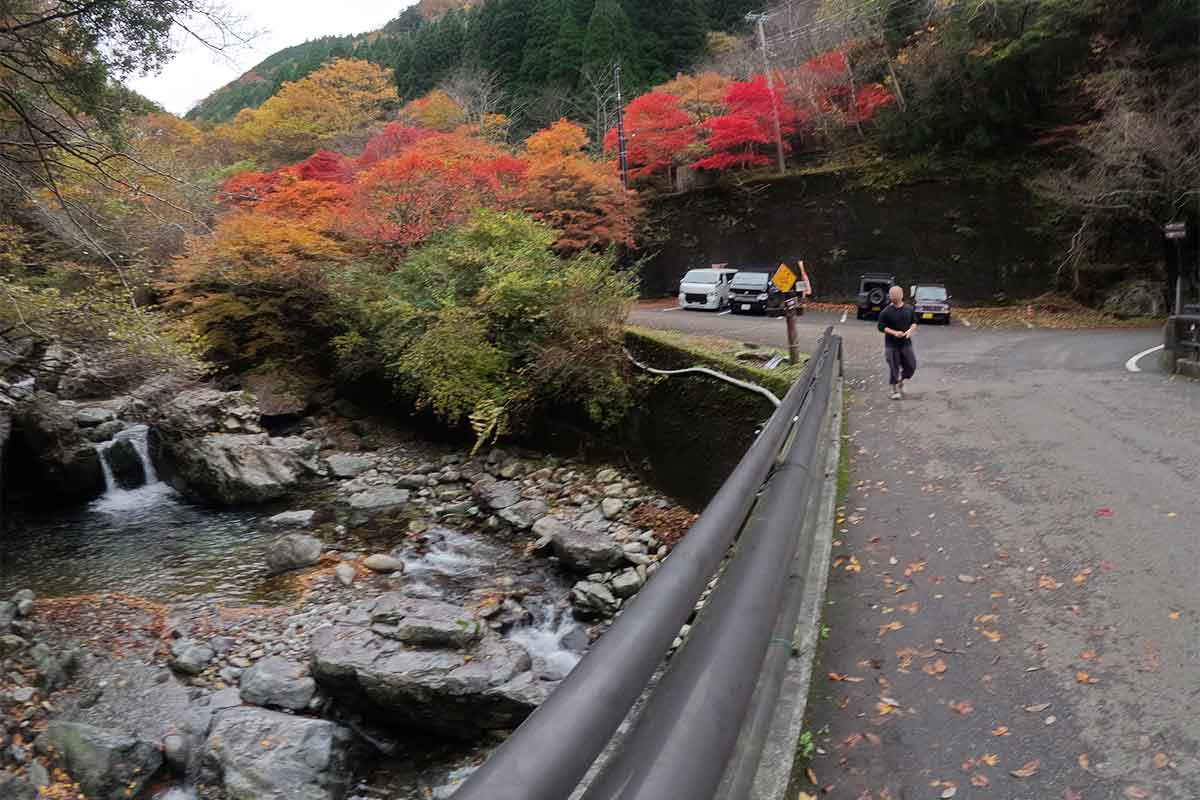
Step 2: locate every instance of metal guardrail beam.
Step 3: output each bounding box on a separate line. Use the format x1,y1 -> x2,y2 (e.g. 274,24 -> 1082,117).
453,328 -> 840,800
580,337 -> 839,800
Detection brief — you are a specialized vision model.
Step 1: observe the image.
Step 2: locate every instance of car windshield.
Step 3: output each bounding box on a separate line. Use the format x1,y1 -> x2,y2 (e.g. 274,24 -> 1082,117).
731,273 -> 768,288
915,286 -> 948,302
682,269 -> 721,284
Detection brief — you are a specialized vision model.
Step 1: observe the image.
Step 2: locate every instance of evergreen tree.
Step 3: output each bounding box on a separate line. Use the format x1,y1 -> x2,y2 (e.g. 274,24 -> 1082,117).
475,0 -> 532,83
661,0 -> 709,75
548,8 -> 586,86
584,0 -> 637,81
521,0 -> 566,90
705,0 -> 757,31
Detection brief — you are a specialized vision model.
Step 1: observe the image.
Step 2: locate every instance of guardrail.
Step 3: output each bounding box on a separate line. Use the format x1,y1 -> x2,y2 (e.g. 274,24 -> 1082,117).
453,327 -> 844,800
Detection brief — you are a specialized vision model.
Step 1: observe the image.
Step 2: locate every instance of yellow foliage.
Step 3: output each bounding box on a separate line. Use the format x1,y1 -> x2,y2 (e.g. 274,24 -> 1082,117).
399,90 -> 468,133
524,119 -> 589,158
227,59 -> 397,165
654,71 -> 732,121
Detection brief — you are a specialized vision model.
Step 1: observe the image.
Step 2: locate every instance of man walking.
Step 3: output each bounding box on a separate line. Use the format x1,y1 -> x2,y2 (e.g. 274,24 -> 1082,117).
878,285 -> 918,400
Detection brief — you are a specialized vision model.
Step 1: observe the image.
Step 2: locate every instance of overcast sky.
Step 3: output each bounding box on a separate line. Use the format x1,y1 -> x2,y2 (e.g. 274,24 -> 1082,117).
126,2 -> 414,116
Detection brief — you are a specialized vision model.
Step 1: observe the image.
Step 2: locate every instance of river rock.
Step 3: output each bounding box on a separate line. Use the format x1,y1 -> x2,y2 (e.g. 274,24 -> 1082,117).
265,509 -> 316,528
600,498 -> 625,519
595,468 -> 620,483
73,406 -> 116,427
201,706 -> 356,800
310,594 -> 548,735
83,418 -> 125,443
347,486 -> 410,511
571,581 -> 619,617
498,499 -> 549,530
334,563 -> 356,586
158,388 -> 263,437
38,721 -> 163,800
611,568 -> 645,599
102,437 -> 146,490
243,369 -> 311,418
396,473 -> 430,489
362,554 -> 405,573
0,601 -> 16,632
265,533 -> 323,575
161,433 -> 320,505
170,640 -> 215,675
12,392 -> 104,503
239,657 -> 316,711
534,517 -> 625,572
472,478 -> 521,511
326,453 -> 374,478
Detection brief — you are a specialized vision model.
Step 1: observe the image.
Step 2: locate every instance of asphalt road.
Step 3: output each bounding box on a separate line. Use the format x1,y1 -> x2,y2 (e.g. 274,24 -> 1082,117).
630,306 -> 1198,800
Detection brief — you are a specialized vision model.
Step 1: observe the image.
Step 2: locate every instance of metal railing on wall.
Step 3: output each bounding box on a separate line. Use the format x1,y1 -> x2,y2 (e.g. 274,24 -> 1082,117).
452,328 -> 844,800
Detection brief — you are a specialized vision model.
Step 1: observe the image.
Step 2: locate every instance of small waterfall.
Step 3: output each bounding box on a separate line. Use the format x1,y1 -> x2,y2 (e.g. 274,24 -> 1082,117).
507,604 -> 584,681
92,424 -> 171,513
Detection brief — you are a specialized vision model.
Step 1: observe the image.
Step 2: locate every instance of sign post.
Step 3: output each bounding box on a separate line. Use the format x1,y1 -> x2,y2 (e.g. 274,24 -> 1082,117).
773,263 -> 801,365
1166,222 -> 1187,316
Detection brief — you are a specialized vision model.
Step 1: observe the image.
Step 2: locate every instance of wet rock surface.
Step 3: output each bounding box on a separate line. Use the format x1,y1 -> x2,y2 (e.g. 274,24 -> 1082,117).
37,721 -> 163,800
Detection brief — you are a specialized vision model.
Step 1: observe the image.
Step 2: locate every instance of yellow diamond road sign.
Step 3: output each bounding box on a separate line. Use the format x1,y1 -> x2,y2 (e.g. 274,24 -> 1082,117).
772,263 -> 797,293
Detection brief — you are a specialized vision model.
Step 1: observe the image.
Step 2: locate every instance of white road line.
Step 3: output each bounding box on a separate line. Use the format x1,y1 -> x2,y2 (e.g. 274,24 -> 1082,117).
1125,344 -> 1164,373
839,311 -> 847,324
661,307 -> 680,312
961,318 -> 971,327
718,310 -> 732,316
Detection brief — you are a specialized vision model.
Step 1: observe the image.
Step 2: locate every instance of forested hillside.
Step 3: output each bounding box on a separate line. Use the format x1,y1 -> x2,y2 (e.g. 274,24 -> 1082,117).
188,0 -> 755,123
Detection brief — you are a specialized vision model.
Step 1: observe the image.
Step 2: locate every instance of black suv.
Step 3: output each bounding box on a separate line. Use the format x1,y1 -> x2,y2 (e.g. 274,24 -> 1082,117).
856,273 -> 895,320
729,269 -> 796,316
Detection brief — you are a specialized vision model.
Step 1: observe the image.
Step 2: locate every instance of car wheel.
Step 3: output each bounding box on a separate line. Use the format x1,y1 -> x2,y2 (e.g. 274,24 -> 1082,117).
856,309 -> 865,320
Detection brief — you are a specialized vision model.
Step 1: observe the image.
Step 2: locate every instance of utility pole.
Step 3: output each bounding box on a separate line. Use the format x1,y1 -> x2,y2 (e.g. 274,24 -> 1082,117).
614,63 -> 630,190
748,12 -> 787,176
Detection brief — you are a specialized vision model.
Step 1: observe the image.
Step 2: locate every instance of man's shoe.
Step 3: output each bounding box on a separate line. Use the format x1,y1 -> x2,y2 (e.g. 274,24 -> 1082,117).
890,390 -> 901,400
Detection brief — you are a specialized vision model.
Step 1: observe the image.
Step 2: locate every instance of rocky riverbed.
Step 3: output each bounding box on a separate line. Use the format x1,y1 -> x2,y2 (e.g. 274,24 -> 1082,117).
0,384 -> 699,799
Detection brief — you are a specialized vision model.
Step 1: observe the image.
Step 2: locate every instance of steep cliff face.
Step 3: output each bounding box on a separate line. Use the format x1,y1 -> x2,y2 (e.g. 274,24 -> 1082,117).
640,172 -> 1059,303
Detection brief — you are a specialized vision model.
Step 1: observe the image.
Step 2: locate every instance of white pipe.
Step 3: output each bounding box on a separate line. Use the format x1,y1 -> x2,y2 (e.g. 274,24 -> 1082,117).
624,349 -> 782,407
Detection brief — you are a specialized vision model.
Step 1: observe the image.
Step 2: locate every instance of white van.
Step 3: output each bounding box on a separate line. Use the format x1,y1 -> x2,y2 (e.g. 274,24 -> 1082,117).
678,268 -> 739,311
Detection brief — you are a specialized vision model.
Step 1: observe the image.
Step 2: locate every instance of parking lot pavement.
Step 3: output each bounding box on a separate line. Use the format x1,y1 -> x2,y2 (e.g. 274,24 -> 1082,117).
634,303 -> 1198,800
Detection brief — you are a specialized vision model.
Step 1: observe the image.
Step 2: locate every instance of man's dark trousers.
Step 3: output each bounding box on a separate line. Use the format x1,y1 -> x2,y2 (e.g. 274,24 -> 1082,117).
886,345 -> 916,386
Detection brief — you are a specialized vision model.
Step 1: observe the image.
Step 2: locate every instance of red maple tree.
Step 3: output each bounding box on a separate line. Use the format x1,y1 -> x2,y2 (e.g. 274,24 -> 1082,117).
603,92 -> 698,181
693,77 -> 796,171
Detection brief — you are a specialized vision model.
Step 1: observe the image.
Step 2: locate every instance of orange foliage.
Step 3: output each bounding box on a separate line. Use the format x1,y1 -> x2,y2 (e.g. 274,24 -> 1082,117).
521,120 -> 637,253
653,72 -> 732,121
169,211 -> 347,289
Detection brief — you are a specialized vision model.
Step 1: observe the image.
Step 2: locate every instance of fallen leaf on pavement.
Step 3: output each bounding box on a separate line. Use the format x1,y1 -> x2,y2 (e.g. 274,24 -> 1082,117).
991,726 -> 1010,736
1080,648 -> 1096,660
845,555 -> 862,573
1076,670 -> 1099,684
876,701 -> 896,715
957,574 -> 977,584
950,701 -> 974,715
1152,753 -> 1169,769
900,601 -> 920,615
828,672 -> 864,683
864,732 -> 882,746
971,775 -> 990,787
1064,791 -> 1083,800
904,559 -> 927,577
1123,787 -> 1151,799
980,753 -> 999,767
1095,507 -> 1114,517
979,629 -> 1003,642
975,613 -> 998,623
806,767 -> 818,785
1168,611 -> 1180,621
1011,759 -> 1040,778
1038,575 -> 1062,590
1073,567 -> 1093,585
879,621 -> 904,636
941,788 -> 957,798
1025,703 -> 1051,712
797,794 -> 816,800
923,659 -> 948,676
1078,754 -> 1090,769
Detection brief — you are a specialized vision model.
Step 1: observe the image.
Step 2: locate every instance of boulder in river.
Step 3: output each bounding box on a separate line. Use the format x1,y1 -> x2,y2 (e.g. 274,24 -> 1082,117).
472,478 -> 521,511
361,554 -> 405,573
325,453 -> 374,478
310,593 -> 549,736
346,486 -> 409,511
265,533 -> 323,575
157,387 -> 263,437
159,433 -> 320,505
38,720 -> 163,800
12,391 -> 104,504
498,499 -> 549,530
102,437 -> 146,489
239,656 -> 316,711
170,639 -> 215,676
201,706 -> 357,800
73,406 -> 116,427
535,517 -> 625,572
264,509 -> 317,528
